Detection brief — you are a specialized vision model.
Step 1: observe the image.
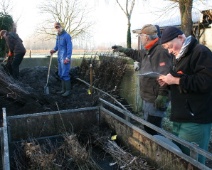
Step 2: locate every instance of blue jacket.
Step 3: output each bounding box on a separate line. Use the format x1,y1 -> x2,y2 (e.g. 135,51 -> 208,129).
54,30 -> 72,60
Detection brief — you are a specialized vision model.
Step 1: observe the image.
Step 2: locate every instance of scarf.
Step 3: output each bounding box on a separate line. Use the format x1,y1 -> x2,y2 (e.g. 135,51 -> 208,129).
176,36 -> 192,60
145,38 -> 159,50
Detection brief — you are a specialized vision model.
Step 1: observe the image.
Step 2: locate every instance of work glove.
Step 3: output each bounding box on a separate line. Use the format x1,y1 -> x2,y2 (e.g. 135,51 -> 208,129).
64,58 -> 70,64
155,95 -> 168,111
50,49 -> 56,55
134,61 -> 140,71
8,51 -> 13,57
111,45 -> 126,53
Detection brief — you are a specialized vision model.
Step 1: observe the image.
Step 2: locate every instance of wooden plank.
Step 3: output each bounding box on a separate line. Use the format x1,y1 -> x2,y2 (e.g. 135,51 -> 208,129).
7,107 -> 99,141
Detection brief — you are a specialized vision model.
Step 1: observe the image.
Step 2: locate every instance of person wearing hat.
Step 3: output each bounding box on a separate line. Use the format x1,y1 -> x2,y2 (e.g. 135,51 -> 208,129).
0,30 -> 26,79
50,22 -> 72,97
158,26 -> 212,164
112,24 -> 172,135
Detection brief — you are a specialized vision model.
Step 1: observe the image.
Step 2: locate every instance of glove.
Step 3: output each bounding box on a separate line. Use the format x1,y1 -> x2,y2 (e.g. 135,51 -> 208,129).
50,49 -> 56,54
111,45 -> 126,53
64,58 -> 70,64
155,95 -> 168,111
8,51 -> 13,57
134,61 -> 140,71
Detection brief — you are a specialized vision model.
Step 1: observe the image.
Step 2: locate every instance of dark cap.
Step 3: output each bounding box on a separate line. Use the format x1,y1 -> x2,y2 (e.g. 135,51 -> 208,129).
54,22 -> 61,28
155,25 -> 161,38
161,26 -> 183,44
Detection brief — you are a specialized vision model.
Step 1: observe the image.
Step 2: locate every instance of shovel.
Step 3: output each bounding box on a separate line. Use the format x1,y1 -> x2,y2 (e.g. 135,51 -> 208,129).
44,54 -> 53,94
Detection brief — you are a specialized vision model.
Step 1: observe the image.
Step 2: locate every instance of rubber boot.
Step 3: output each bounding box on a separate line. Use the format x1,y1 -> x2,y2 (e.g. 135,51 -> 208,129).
57,80 -> 65,94
62,80 -> 71,97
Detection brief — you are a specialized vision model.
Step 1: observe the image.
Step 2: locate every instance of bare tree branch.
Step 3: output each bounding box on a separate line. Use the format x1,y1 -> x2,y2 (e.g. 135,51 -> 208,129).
37,0 -> 93,40
115,0 -> 135,48
0,0 -> 12,14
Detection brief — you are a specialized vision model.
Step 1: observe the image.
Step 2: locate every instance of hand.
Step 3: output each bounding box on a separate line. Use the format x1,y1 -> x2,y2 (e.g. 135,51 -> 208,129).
134,61 -> 140,71
159,73 -> 180,85
50,49 -> 56,54
155,95 -> 168,111
64,58 -> 70,64
3,57 -> 8,62
157,75 -> 167,86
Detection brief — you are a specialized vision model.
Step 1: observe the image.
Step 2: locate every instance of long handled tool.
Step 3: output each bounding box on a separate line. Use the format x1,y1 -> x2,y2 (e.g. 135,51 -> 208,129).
44,54 -> 53,94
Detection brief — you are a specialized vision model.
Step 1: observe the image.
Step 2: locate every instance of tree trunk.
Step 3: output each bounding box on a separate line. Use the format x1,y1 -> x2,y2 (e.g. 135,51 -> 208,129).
115,0 -> 135,48
179,0 -> 193,36
127,19 -> 131,48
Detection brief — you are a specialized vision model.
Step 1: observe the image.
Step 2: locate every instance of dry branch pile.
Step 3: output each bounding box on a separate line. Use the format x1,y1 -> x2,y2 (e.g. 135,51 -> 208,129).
12,134 -> 101,170
91,126 -> 155,170
11,128 -> 154,170
79,56 -> 128,92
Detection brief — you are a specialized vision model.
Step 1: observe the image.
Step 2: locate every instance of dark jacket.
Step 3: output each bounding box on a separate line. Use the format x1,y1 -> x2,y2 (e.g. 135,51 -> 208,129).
5,32 -> 26,55
123,39 -> 172,103
170,36 -> 212,123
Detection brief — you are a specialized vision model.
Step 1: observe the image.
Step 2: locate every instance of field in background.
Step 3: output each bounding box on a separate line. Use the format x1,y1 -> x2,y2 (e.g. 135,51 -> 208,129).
25,49 -> 112,58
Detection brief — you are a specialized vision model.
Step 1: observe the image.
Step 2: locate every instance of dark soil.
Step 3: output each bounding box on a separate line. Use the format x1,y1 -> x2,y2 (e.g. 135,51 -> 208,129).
0,66 -> 97,115
0,56 -> 129,116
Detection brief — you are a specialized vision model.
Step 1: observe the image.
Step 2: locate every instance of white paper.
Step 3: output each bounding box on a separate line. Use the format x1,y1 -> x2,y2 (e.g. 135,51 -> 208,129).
138,72 -> 161,78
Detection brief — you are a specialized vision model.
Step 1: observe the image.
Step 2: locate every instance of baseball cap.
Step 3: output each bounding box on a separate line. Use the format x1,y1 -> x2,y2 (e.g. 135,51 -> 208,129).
140,24 -> 157,35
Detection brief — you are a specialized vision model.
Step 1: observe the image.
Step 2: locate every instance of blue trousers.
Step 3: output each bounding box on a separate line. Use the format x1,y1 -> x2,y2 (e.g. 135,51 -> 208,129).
142,100 -> 167,135
58,59 -> 70,81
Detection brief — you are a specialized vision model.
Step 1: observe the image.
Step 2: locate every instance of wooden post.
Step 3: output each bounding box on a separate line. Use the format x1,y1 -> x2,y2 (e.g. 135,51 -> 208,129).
89,64 -> 93,95
138,35 -> 141,50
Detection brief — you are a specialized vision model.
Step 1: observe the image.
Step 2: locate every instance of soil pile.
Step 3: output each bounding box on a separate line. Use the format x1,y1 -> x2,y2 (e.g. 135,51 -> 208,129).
0,56 -> 128,116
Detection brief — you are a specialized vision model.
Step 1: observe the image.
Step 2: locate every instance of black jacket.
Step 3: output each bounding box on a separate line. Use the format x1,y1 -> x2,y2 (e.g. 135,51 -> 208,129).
5,32 -> 26,55
170,36 -> 212,123
123,40 -> 172,103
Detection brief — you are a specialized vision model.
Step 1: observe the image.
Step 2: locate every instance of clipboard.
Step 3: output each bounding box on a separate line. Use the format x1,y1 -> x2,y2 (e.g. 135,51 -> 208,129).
138,72 -> 161,78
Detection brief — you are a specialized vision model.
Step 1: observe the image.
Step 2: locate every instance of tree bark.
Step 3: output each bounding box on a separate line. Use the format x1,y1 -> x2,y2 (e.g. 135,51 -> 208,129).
179,0 -> 193,36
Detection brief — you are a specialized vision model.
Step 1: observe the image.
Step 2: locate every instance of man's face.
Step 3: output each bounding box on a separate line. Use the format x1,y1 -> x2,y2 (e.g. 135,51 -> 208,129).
55,26 -> 62,34
162,36 -> 184,56
139,34 -> 148,47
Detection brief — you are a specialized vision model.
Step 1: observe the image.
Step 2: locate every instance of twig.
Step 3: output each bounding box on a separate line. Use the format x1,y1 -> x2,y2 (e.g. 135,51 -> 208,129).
76,78 -> 130,112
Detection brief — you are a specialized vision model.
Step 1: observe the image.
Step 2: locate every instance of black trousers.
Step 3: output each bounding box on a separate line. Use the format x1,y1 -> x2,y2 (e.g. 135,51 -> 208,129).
11,52 -> 25,79
144,115 -> 162,135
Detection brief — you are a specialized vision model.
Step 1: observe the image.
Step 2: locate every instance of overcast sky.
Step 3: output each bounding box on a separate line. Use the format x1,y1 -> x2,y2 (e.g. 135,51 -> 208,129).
7,0 -> 212,48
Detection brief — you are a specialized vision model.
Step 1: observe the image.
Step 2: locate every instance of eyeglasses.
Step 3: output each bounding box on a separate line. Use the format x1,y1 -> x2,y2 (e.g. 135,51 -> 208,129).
137,34 -> 147,37
55,26 -> 60,29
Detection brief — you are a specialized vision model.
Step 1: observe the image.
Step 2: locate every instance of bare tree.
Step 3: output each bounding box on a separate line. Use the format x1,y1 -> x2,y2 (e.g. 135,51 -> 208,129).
0,0 -> 12,14
169,0 -> 193,36
115,0 -> 135,48
37,0 -> 93,40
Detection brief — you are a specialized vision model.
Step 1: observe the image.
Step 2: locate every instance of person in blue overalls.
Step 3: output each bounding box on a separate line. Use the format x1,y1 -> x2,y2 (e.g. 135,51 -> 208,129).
50,22 -> 72,97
